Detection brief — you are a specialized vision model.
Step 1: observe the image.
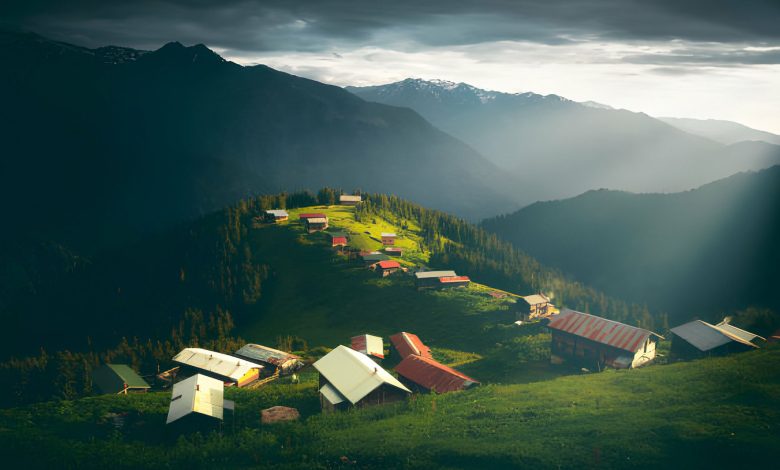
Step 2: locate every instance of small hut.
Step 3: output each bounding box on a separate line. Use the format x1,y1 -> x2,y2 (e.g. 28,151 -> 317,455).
381,232 -> 397,246
339,194 -> 362,206
438,275 -> 470,288
373,260 -> 401,277
384,247 -> 403,257
518,293 -> 555,320
414,270 -> 457,288
264,209 -> 289,223
329,232 -> 348,247
92,364 -> 151,395
351,334 -> 385,359
166,374 -> 229,426
390,331 -> 433,360
304,217 -> 329,233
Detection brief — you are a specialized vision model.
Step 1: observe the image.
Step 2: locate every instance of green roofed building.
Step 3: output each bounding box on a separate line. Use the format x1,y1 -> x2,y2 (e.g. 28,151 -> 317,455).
92,364 -> 151,395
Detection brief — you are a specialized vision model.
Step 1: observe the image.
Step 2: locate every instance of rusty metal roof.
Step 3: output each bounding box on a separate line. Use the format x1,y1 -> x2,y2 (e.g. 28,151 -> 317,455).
331,236 -> 348,246
298,213 -> 326,219
395,355 -> 479,393
547,309 -> 662,353
439,276 -> 470,283
377,260 -> 401,269
390,332 -> 433,359
351,334 -> 385,359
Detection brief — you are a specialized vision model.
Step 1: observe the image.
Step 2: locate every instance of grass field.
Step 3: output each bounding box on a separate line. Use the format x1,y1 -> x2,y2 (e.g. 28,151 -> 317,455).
2,347 -> 778,468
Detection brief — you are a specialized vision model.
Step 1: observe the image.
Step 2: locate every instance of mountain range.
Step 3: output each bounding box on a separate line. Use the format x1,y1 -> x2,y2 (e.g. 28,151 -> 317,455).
481,166 -> 780,321
0,32 -> 516,253
658,117 -> 780,146
347,79 -> 780,204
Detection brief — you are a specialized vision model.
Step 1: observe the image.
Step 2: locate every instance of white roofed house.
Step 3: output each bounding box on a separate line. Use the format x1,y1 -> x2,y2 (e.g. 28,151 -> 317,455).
172,348 -> 263,387
313,345 -> 411,411
351,334 -> 385,360
166,374 -> 234,428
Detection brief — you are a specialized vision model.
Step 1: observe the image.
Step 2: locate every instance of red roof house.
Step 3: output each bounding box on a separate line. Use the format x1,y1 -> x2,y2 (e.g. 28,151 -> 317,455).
298,213 -> 327,220
395,355 -> 479,393
331,236 -> 348,247
390,332 -> 433,359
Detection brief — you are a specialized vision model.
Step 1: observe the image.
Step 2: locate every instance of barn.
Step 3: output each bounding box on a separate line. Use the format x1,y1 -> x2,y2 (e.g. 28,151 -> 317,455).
351,334 -> 385,359
390,331 -> 433,359
92,364 -> 151,395
381,232 -> 397,245
670,320 -> 760,359
395,355 -> 479,393
374,260 -> 401,277
414,270 -> 457,288
313,345 -> 411,411
234,344 -> 304,376
172,348 -> 263,387
546,309 -> 663,370
264,209 -> 289,223
340,194 -> 362,205
166,374 -> 232,426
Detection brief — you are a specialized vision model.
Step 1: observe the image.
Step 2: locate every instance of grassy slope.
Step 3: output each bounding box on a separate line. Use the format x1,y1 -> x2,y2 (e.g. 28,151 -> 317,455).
1,347 -> 778,468
237,205 -> 519,356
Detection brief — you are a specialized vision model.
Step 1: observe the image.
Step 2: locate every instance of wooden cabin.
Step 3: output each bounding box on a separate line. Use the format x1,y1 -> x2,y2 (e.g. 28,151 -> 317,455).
438,275 -> 470,289
373,260 -> 401,277
234,343 -> 305,376
414,270 -> 457,288
172,347 -> 263,387
329,232 -> 348,247
395,355 -> 479,394
518,293 -> 555,320
339,194 -> 362,205
381,232 -> 397,246
384,247 -> 403,257
264,209 -> 289,223
166,374 -> 233,427
350,334 -> 385,359
313,345 -> 411,411
92,364 -> 151,395
304,217 -> 329,233
390,331 -> 433,360
670,320 -> 759,359
546,309 -> 663,370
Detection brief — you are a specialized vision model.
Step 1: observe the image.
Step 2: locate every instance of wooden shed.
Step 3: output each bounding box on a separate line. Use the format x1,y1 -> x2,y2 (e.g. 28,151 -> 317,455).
518,293 -> 556,320
670,320 -> 759,359
373,260 -> 401,277
329,232 -> 348,247
351,334 -> 385,359
546,309 -> 663,370
304,217 -> 329,233
313,345 -> 410,411
92,364 -> 151,395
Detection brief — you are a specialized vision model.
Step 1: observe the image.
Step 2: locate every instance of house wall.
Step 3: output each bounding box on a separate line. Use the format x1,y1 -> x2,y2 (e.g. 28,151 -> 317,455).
551,330 -> 655,370
382,237 -> 396,245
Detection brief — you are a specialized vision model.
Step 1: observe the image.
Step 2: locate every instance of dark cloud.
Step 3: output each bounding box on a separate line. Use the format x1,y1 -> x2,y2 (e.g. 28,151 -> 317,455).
623,47 -> 780,66
2,0 -> 779,56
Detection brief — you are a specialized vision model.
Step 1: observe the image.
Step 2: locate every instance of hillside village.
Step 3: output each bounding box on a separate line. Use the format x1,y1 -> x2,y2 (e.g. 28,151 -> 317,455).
85,194 -> 772,432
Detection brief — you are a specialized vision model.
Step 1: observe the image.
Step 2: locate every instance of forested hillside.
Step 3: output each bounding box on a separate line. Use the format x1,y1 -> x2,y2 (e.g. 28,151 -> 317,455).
1,189 -> 650,406
482,167 -> 780,325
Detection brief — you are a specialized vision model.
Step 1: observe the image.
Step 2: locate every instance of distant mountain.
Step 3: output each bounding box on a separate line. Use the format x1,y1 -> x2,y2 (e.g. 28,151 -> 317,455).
0,33 -> 515,252
347,79 -> 780,204
481,166 -> 780,321
659,117 -> 780,146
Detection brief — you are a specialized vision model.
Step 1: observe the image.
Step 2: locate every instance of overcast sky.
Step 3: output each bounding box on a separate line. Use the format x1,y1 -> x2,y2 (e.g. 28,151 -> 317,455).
5,0 -> 780,133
